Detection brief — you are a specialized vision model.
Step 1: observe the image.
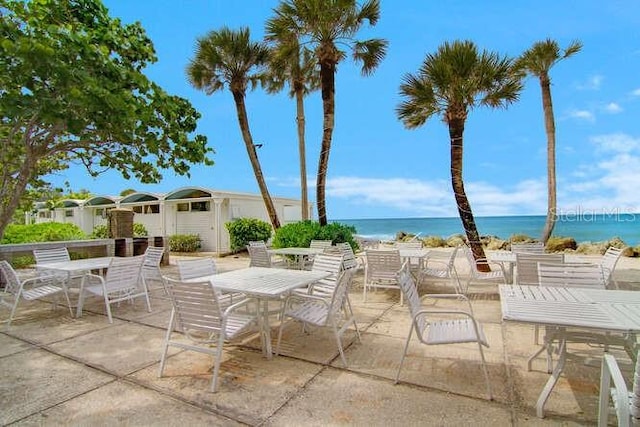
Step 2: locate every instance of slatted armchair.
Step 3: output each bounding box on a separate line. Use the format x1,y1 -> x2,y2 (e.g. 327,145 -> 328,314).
395,267 -> 492,400
276,269 -> 359,366
33,247 -> 86,286
334,242 -> 359,271
598,351 -> 640,426
76,256 -> 150,323
364,249 -> 405,305
601,246 -> 624,289
510,241 -> 545,254
177,257 -> 243,308
142,247 -> 165,293
159,277 -> 258,392
417,246 -> 461,293
0,260 -> 73,325
247,244 -> 287,268
462,245 -> 506,293
515,253 -> 565,286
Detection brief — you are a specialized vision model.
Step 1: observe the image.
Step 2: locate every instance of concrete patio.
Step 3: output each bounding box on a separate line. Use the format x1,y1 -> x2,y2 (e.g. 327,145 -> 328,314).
1,250 -> 637,426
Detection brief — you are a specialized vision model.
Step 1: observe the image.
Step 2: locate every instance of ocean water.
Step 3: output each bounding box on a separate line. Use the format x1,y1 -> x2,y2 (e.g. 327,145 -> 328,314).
334,214 -> 639,246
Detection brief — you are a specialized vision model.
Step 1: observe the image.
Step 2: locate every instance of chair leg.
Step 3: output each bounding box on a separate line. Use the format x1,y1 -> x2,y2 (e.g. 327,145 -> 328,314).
104,294 -> 113,324
7,296 -> 21,327
158,309 -> 176,378
333,323 -> 348,367
477,341 -> 493,400
210,332 -> 225,393
395,325 -> 414,384
598,357 -> 612,426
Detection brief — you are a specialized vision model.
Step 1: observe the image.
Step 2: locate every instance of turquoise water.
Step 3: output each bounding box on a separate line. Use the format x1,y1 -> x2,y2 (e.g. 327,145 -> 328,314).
334,214 -> 639,246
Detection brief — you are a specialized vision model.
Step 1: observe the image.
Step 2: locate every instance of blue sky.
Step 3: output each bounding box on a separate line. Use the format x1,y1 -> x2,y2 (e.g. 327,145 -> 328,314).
48,0 -> 640,220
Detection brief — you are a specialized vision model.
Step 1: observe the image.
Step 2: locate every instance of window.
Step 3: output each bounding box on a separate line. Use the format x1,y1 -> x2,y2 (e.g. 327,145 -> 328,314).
146,204 -> 160,214
177,203 -> 189,212
191,201 -> 210,212
95,208 -> 104,217
65,210 -> 74,217
39,211 -> 52,219
132,206 -> 143,214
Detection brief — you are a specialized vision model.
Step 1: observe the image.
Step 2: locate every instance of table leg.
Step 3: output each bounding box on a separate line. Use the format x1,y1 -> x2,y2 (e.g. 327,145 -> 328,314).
260,299 -> 273,359
536,339 -> 567,418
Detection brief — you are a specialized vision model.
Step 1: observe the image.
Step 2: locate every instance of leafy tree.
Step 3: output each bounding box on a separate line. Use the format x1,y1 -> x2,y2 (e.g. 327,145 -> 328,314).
0,0 -> 212,240
264,24 -> 320,221
397,40 -> 522,269
266,0 -> 388,225
515,39 -> 582,244
186,27 -> 281,229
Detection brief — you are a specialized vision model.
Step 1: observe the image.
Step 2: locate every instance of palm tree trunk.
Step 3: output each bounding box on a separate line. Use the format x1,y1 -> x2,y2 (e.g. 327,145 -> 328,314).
449,118 -> 489,272
539,75 -> 557,244
316,60 -> 336,226
294,86 -> 309,220
231,90 -> 281,229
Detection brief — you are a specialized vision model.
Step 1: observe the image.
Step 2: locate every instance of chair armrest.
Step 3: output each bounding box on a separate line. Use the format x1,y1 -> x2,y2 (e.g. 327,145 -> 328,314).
81,273 -> 105,287
223,297 -> 259,317
420,293 -> 474,315
414,308 -> 476,321
601,353 -> 630,419
422,259 -> 450,269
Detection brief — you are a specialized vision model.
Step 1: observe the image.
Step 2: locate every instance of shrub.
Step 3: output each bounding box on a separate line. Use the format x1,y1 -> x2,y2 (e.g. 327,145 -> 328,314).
90,223 -> 148,238
422,235 -> 446,247
10,255 -> 35,269
272,220 -> 359,251
169,234 -> 202,252
1,222 -> 86,244
225,218 -> 273,252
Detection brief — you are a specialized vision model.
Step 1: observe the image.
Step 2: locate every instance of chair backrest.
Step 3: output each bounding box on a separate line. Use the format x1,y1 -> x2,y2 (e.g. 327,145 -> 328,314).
0,260 -> 21,295
310,240 -> 333,250
247,244 -> 272,268
311,253 -> 344,275
177,257 -> 216,281
365,249 -> 402,281
601,246 -> 623,283
334,242 -> 358,270
511,242 -> 545,254
164,277 -> 225,335
397,268 -> 427,337
104,256 -> 144,290
462,246 -> 482,275
248,240 -> 267,247
537,262 -> 606,289
326,269 -> 354,323
33,247 -> 71,264
143,247 -> 165,267
515,253 -> 565,286
394,241 -> 423,249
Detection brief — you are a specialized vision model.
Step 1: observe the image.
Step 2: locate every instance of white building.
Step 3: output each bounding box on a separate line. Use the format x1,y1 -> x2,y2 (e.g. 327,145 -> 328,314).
30,186 -> 306,253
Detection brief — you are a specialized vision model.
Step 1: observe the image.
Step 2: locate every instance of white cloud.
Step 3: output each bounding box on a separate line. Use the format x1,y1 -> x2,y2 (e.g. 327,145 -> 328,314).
631,88 -> 640,97
567,109 -> 595,121
590,133 -> 640,153
576,75 -> 603,90
603,102 -> 623,114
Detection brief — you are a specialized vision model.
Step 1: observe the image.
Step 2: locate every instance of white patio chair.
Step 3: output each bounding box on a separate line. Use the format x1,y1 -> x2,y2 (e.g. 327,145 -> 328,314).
363,249 -> 405,305
510,241 -> 545,254
295,253 -> 344,297
33,247 -> 86,286
417,246 -> 461,293
333,242 -> 360,271
276,269 -> 359,366
309,239 -> 333,250
0,260 -> 73,325
462,245 -> 506,293
76,256 -> 150,323
601,246 -> 624,289
247,244 -> 287,268
159,277 -> 258,392
515,253 -> 565,286
177,257 -> 244,308
142,246 -> 165,293
537,262 -> 607,289
394,267 -> 492,400
598,351 -> 640,426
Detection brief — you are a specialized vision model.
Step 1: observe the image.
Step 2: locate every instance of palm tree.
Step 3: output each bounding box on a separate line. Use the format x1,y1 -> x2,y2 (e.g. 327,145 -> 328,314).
266,0 -> 388,225
515,39 -> 582,244
264,29 -> 320,220
186,27 -> 281,229
397,40 -> 522,269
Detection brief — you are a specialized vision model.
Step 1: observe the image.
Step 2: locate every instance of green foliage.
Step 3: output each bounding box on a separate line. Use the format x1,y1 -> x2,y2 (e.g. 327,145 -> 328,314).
9,255 -> 35,269
169,234 -> 201,252
422,236 -> 447,247
90,223 -> 148,238
1,222 -> 87,244
225,218 -> 273,252
272,220 -> 359,251
0,0 -> 213,240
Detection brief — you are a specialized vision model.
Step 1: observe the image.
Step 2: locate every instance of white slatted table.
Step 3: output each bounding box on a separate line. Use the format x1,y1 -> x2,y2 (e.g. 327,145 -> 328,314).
188,267 -> 330,358
36,256 -> 114,273
499,285 -> 640,417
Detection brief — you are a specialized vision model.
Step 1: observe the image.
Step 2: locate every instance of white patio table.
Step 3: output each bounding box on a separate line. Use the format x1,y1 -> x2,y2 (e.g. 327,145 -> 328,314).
36,256 -> 114,274
499,284 -> 640,418
186,267 -> 330,358
269,247 -> 325,269
490,251 -> 589,284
